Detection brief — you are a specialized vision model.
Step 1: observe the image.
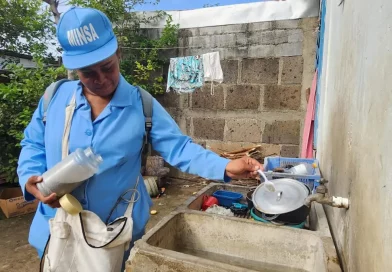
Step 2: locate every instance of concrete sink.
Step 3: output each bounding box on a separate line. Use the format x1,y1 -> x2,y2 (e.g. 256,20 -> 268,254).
127,183 -> 341,272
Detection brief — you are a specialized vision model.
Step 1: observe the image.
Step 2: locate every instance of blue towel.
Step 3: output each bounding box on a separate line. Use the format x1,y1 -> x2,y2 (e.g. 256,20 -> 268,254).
166,55 -> 204,93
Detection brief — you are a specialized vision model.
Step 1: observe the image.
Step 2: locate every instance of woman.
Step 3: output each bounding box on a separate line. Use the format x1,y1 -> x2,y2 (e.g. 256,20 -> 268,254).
17,6 -> 262,269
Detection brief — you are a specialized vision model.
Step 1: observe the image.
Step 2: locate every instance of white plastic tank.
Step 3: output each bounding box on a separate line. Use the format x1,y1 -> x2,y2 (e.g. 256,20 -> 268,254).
38,147 -> 103,197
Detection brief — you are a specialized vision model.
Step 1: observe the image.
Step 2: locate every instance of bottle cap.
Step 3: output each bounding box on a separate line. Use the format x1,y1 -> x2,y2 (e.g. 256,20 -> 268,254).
59,194 -> 83,215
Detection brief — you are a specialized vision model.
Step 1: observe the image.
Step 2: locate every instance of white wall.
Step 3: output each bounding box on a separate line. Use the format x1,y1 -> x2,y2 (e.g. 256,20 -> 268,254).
317,1 -> 392,271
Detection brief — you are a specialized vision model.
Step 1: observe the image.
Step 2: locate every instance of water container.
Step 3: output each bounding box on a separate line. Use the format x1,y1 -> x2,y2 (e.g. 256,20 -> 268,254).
38,147 -> 103,197
212,190 -> 243,208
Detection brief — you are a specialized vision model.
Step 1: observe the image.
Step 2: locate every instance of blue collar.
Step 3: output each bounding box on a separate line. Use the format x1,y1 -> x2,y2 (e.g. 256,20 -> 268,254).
75,75 -> 136,109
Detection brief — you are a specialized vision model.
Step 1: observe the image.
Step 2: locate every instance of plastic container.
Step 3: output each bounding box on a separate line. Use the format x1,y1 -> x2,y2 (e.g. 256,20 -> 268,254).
288,163 -> 318,175
212,190 -> 243,208
38,147 -> 103,197
202,195 -> 219,211
263,157 -> 321,191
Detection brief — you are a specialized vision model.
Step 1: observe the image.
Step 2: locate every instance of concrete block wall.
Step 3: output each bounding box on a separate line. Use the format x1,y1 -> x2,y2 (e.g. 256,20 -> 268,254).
153,18 -> 318,178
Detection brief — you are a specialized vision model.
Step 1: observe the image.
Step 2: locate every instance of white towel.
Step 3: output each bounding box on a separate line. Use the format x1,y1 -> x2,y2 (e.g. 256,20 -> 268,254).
202,52 -> 224,95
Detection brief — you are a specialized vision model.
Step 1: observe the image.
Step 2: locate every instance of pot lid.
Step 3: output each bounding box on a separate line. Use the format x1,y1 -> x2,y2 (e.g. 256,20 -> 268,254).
252,178 -> 310,215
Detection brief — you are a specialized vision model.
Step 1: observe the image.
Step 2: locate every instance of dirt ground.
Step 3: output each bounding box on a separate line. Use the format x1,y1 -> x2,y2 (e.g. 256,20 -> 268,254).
0,178 -> 211,272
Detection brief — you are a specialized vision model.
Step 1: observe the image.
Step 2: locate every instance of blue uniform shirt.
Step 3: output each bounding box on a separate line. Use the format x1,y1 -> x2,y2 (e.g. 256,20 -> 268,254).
17,75 -> 230,257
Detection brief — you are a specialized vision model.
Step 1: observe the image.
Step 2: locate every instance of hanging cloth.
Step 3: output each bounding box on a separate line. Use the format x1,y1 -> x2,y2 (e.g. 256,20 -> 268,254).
202,52 -> 224,95
166,55 -> 204,93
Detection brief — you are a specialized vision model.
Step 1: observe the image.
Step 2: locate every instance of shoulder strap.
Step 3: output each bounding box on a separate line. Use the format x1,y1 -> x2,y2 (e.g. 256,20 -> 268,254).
136,86 -> 153,169
136,86 -> 153,138
42,79 -> 70,124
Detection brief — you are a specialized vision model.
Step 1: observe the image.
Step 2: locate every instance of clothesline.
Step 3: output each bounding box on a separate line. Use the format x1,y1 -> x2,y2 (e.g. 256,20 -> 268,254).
120,27 -> 319,50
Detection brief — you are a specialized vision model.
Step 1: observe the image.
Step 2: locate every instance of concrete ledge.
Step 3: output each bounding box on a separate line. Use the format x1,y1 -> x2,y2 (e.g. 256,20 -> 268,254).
128,183 -> 342,272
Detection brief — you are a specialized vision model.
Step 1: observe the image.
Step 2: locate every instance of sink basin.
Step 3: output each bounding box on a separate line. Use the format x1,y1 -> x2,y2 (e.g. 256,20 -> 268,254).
128,211 -> 328,272
127,183 -> 341,272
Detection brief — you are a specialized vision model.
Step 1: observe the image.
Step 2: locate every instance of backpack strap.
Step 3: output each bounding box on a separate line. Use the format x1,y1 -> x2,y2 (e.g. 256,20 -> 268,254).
136,86 -> 153,169
42,79 -> 70,124
137,86 -> 153,137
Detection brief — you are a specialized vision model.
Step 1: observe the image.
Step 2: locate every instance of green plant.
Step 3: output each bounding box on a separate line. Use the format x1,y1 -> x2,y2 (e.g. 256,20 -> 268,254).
0,0 -> 56,59
0,59 -> 66,182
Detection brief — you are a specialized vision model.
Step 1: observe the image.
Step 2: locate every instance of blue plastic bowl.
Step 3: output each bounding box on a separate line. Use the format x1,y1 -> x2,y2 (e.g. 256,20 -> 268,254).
212,190 -> 243,208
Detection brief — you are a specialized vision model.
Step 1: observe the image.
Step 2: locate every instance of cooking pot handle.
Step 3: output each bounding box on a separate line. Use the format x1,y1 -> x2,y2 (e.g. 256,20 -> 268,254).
261,213 -> 279,221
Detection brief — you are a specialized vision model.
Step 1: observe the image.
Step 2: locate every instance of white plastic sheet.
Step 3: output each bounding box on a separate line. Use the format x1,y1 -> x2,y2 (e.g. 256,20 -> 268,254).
140,0 -> 320,29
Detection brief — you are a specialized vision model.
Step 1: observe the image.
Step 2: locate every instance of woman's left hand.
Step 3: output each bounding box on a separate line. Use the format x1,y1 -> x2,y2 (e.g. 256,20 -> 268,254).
225,156 -> 263,179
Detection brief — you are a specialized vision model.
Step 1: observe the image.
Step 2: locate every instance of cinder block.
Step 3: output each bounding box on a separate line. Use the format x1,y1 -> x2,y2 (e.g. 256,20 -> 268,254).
221,24 -> 248,34
280,145 -> 299,157
206,33 -> 247,48
226,85 -> 261,110
207,141 -> 259,153
281,56 -> 304,84
212,34 -> 237,48
287,29 -> 304,43
156,91 -> 180,108
226,119 -> 262,142
275,42 -> 303,57
262,120 -> 301,145
165,108 -> 182,121
241,58 -> 279,84
199,24 -> 247,36
178,28 -> 198,38
248,30 -> 287,45
188,36 -> 209,48
186,117 -> 192,136
193,118 -> 225,140
259,144 -> 282,158
263,85 -> 301,110
221,60 -> 238,84
247,45 -> 275,58
274,19 -> 300,29
248,21 -> 273,32
199,26 -> 223,36
221,47 -> 248,59
184,48 -> 213,57
235,33 -> 248,47
192,85 -> 224,110
178,37 -> 186,47
181,93 -> 190,108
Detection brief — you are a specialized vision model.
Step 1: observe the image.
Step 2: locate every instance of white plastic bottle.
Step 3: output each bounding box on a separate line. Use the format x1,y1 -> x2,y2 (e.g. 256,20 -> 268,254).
38,147 -> 103,197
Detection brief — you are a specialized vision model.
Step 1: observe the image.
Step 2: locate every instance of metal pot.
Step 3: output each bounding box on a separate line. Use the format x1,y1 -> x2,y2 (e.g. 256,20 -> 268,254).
252,178 -> 311,224
253,205 -> 310,225
246,189 -> 255,210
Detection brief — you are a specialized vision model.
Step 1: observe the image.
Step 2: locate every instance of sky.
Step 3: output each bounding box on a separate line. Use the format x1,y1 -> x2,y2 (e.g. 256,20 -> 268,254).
133,0 -> 263,11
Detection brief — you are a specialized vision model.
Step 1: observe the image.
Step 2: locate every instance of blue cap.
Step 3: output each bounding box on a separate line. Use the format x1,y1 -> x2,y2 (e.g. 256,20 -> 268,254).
57,7 -> 118,70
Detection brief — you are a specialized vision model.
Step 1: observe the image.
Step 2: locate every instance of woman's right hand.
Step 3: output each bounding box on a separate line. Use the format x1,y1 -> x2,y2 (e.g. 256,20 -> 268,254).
26,176 -> 60,208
